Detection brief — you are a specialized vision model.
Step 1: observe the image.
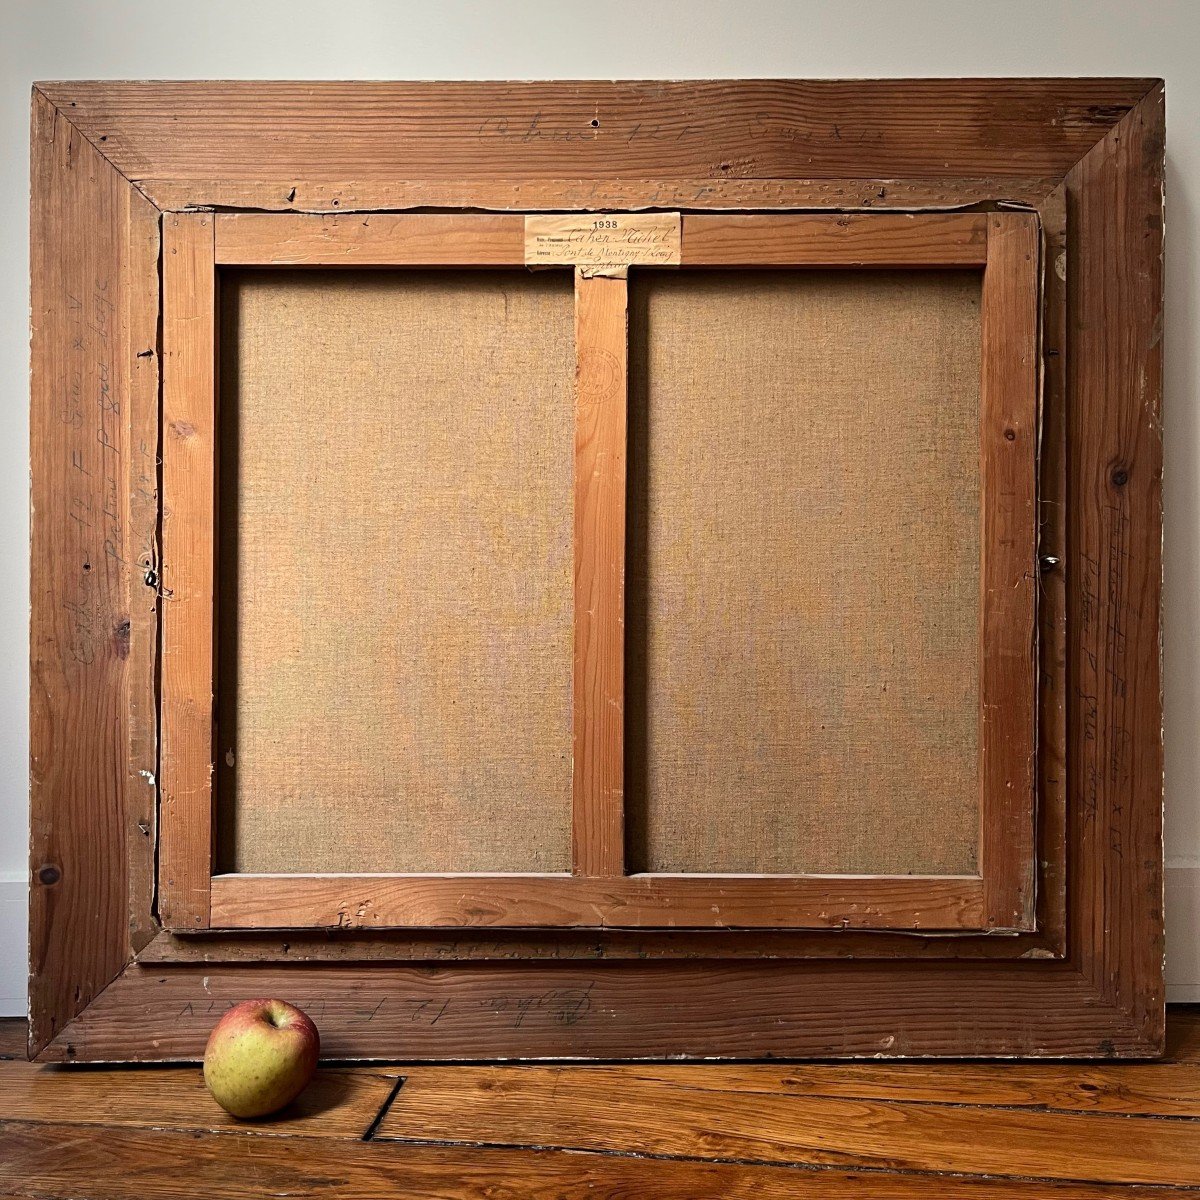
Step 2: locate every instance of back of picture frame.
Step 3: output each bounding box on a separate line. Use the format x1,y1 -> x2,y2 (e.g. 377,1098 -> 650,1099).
28,78 -> 1164,1061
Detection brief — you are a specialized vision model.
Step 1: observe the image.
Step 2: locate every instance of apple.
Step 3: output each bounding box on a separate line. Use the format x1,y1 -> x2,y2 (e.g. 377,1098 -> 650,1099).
203,998 -> 320,1118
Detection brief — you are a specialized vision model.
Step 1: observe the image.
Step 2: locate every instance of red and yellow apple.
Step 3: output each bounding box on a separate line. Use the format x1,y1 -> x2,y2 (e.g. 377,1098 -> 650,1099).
203,998 -> 320,1118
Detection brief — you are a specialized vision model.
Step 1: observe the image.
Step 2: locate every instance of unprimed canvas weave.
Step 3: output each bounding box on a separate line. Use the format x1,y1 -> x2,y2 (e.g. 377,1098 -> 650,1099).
217,270 -> 574,873
626,270 -> 982,875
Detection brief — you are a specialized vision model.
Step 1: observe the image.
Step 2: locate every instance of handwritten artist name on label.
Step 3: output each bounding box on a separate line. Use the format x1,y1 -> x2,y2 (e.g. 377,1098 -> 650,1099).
525,213 -> 682,272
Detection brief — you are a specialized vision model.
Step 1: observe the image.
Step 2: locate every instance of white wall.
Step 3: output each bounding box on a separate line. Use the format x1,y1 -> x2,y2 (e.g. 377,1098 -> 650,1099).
1,0 -> 1196,1014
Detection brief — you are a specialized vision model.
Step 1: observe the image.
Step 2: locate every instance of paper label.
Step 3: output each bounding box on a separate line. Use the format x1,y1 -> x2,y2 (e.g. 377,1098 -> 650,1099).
525,213 -> 682,276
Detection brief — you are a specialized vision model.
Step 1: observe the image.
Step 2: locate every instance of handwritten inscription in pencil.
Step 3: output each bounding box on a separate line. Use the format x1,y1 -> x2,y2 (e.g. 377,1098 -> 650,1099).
176,985 -> 596,1031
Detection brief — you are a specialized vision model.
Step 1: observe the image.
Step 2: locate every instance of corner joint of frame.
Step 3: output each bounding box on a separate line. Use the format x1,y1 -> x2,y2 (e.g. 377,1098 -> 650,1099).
27,958 -> 138,1062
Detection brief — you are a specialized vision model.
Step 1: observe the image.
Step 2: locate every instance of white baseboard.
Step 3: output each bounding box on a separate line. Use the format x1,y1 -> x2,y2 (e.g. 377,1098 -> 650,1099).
0,872 -> 26,1018
1,867 -> 1197,1018
1166,864 -> 1200,1004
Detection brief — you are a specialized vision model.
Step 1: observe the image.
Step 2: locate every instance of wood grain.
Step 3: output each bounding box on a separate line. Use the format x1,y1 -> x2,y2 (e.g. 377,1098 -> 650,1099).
151,312 -> 1074,977
0,1058 -> 398,1139
382,1044 -> 1200,1117
136,919 -> 1060,964
5,1120 -> 1174,1200
208,872 -> 984,930
6,1012 -> 1200,1197
378,1063 -> 1200,1187
34,959 -> 1127,1063
159,214 -> 216,930
36,79 -> 1154,203
28,91 -> 160,1056
572,273 -> 628,877
682,212 -> 988,265
29,79 -> 1164,1062
1030,182 -> 1070,958
979,212 -> 1041,929
133,174 -> 1065,214
215,212 -> 525,265
1065,84 -> 1166,1046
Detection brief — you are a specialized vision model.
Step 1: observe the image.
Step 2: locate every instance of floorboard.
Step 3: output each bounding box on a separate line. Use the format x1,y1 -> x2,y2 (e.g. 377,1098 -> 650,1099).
378,1066 -> 1200,1186
0,1010 -> 1195,1197
0,1121 -> 1187,1200
0,1059 -> 400,1138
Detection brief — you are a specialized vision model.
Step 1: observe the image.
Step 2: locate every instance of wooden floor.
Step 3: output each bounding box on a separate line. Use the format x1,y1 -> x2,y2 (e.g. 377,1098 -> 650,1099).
2,1011 -> 1199,1197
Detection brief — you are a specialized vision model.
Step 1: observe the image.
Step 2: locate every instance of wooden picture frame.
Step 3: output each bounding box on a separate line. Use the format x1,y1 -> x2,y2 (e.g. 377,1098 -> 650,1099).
29,79 -> 1164,1061
158,210 -> 1038,935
